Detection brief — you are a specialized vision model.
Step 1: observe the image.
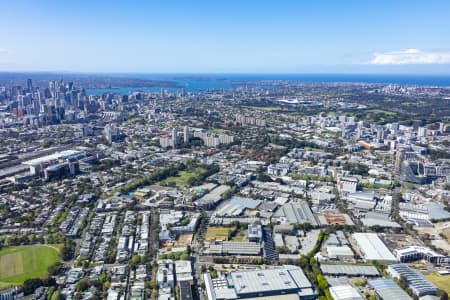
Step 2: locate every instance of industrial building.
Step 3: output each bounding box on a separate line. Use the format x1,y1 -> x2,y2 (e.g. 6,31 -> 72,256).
274,201 -> 318,226
320,264 -> 380,277
326,245 -> 354,260
204,265 -> 316,300
347,191 -> 375,211
337,176 -> 358,193
352,233 -> 397,263
22,149 -> 89,179
387,264 -> 438,297
215,197 -> 262,217
194,185 -> 231,209
368,279 -> 412,300
203,241 -> 261,256
329,285 -> 364,300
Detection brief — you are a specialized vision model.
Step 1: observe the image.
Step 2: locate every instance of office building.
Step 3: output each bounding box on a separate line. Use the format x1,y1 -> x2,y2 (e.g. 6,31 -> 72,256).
183,126 -> 189,143
394,246 -> 448,264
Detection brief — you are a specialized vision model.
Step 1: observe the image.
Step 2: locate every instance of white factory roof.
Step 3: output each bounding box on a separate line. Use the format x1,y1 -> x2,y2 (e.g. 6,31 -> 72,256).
23,149 -> 84,166
329,285 -> 364,300
352,233 -> 397,263
228,266 -> 312,295
326,245 -> 354,258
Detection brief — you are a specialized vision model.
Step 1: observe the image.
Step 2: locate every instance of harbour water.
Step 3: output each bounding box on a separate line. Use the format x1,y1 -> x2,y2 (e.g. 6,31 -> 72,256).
86,74 -> 450,95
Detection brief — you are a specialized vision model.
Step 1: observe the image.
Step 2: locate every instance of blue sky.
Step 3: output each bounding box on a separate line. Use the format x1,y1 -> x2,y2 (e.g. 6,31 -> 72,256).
1,0 -> 450,73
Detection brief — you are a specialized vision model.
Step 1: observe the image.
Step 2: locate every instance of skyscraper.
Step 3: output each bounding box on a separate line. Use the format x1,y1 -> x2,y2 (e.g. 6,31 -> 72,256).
183,126 -> 189,143
172,127 -> 178,148
27,79 -> 33,92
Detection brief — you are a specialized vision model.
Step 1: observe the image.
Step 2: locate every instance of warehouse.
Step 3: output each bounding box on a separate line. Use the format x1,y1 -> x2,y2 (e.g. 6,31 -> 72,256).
387,264 -> 438,297
329,284 -> 364,300
204,266 -> 316,300
274,201 -> 318,226
203,241 -> 261,256
326,245 -> 354,260
352,233 -> 397,263
368,279 -> 412,300
215,197 -> 262,217
194,185 -> 231,209
320,264 -> 380,277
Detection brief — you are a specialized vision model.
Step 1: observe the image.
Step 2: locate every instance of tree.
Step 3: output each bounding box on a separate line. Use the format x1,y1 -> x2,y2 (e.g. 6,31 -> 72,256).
316,274 -> 328,291
437,289 -> 449,300
50,290 -> 62,300
48,262 -> 64,276
76,278 -> 90,292
22,277 -> 55,295
180,252 -> 190,260
130,254 -> 141,269
61,238 -> 75,261
149,280 -> 157,290
23,278 -> 43,295
103,280 -> 111,292
257,172 -> 272,182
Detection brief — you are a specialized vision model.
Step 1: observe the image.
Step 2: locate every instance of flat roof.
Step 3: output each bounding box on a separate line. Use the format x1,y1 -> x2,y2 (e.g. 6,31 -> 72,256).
369,279 -> 412,300
320,264 -> 380,277
388,264 -> 437,295
275,201 -> 318,226
353,233 -> 397,262
175,260 -> 192,274
228,266 -> 312,296
329,285 -> 364,300
23,150 -> 84,166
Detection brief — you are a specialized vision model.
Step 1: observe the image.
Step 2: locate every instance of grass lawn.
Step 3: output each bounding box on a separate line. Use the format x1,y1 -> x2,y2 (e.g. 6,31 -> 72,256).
212,128 -> 227,134
365,109 -> 396,115
160,168 -> 207,187
426,273 -> 450,294
304,147 -> 324,152
442,229 -> 450,244
230,228 -> 247,242
0,245 -> 61,288
205,226 -> 236,242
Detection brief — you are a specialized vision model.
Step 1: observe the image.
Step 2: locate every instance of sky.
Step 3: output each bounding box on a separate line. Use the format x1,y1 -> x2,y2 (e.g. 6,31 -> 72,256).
1,0 -> 450,74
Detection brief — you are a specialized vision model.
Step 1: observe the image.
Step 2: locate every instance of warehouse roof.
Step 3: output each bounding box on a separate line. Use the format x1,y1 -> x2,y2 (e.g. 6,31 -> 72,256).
274,201 -> 318,226
228,266 -> 312,295
369,279 -> 412,300
329,284 -> 364,300
352,233 -> 397,262
320,264 -> 380,277
387,264 -> 437,297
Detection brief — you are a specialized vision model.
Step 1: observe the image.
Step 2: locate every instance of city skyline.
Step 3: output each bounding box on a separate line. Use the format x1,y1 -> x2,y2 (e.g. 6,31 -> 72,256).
1,0 -> 450,74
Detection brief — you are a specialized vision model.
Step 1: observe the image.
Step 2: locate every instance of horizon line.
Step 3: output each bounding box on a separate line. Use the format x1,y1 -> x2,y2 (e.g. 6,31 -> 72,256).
1,70 -> 450,76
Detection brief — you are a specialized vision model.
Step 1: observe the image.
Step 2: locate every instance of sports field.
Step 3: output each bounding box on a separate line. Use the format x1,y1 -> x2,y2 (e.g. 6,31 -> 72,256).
0,245 -> 61,288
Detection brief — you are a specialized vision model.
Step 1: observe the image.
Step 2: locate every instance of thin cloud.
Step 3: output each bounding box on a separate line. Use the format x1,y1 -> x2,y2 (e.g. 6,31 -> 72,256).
369,49 -> 450,65
0,48 -> 7,53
